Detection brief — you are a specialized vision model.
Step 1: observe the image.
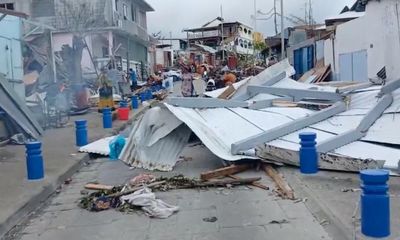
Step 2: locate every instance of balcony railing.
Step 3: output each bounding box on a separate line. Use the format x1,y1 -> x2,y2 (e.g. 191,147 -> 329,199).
115,19 -> 149,42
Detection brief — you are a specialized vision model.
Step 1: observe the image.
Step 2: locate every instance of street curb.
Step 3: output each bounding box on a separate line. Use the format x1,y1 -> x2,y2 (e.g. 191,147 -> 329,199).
281,167 -> 353,240
0,103 -> 156,239
0,154 -> 90,239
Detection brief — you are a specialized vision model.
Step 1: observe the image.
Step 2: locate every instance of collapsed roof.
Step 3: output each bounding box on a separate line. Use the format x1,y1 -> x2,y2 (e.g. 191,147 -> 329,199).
120,59 -> 400,172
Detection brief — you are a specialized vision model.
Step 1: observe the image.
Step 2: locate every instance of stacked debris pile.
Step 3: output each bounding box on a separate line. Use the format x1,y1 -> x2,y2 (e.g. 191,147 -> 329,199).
79,173 -> 262,218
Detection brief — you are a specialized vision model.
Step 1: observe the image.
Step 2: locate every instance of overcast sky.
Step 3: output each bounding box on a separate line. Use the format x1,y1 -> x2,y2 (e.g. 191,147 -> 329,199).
146,0 -> 355,38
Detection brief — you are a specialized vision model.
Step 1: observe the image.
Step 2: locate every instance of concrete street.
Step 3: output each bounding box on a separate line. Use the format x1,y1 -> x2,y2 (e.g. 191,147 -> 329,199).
0,104 -> 149,238
7,144 -> 331,240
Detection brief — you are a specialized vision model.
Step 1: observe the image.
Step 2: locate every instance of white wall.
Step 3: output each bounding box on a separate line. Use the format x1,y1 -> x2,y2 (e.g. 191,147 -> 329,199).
52,33 -> 94,72
0,15 -> 24,100
382,0 -> 400,80
324,1 -> 400,81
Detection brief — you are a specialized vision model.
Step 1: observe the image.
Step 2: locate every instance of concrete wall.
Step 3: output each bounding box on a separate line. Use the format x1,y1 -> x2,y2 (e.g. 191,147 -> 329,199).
324,1 -> 398,81
0,15 -> 24,100
114,0 -> 147,29
113,33 -> 147,63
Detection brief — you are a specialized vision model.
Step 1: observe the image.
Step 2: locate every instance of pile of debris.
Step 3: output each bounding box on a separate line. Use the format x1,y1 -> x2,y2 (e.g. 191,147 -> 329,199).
79,168 -> 269,218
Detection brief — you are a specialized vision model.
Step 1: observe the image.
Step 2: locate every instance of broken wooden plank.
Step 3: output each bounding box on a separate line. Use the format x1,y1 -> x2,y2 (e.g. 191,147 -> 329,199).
262,164 -> 295,200
84,183 -> 115,191
228,175 -> 270,190
218,85 -> 236,99
107,181 -> 166,198
200,164 -> 252,181
193,177 -> 261,188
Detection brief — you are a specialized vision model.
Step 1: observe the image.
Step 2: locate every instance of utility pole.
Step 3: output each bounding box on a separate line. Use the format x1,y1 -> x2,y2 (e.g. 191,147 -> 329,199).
274,0 -> 278,35
305,1 -> 308,25
280,0 -> 285,60
308,0 -> 312,26
220,5 -> 225,62
253,0 -> 257,32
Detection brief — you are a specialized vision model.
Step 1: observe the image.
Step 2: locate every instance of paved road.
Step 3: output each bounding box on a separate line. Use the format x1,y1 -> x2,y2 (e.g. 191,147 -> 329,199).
8,145 -> 331,240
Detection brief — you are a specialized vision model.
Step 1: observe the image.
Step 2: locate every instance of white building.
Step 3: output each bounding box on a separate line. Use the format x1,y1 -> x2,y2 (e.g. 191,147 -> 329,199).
324,0 -> 400,81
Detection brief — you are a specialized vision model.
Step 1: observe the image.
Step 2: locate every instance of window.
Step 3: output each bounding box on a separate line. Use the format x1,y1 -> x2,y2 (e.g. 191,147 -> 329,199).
115,0 -> 119,11
244,28 -> 248,34
123,4 -> 128,20
102,47 -> 109,57
32,0 -> 55,17
131,4 -> 136,22
248,30 -> 252,35
0,3 -> 14,10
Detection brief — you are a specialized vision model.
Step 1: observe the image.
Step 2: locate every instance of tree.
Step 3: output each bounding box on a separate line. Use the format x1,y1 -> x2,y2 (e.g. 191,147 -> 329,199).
57,0 -> 105,83
254,41 -> 267,52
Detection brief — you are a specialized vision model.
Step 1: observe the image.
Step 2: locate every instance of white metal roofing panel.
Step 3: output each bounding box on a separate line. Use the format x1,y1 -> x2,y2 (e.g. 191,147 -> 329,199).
362,113 -> 400,145
203,78 -> 250,98
247,93 -> 280,102
267,127 -> 400,170
310,115 -> 364,134
273,78 -> 338,92
195,108 -> 263,144
229,108 -> 297,130
334,142 -> 400,169
165,104 -> 259,161
79,136 -> 115,155
232,59 -> 296,99
259,107 -> 314,119
326,11 -> 365,21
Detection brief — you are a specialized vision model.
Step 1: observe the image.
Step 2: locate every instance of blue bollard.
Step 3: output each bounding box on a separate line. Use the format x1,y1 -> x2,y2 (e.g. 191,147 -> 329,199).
102,107 -> 112,129
119,100 -> 128,108
140,92 -> 146,102
146,90 -> 153,99
26,141 -> 44,180
360,170 -> 390,238
299,132 -> 318,174
75,120 -> 88,147
131,95 -> 139,109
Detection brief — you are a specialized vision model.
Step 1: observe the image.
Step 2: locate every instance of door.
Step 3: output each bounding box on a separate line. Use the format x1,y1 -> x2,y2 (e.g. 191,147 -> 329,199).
352,50 -> 368,81
339,53 -> 353,81
339,50 -> 368,81
293,45 -> 314,80
293,48 -> 302,79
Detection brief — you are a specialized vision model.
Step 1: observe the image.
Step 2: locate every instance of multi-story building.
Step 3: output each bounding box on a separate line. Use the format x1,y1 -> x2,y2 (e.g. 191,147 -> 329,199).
0,0 -> 154,79
184,18 -> 254,61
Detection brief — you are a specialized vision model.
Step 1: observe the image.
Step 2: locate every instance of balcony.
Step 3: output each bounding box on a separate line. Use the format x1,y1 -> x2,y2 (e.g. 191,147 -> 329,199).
114,19 -> 149,43
188,30 -> 220,39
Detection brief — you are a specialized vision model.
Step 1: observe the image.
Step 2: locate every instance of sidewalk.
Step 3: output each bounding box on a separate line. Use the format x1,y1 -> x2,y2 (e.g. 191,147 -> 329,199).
0,104 -> 151,238
9,144 -> 332,240
282,168 -> 400,240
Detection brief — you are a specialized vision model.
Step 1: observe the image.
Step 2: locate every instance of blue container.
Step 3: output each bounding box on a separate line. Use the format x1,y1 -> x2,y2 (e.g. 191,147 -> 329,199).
299,132 -> 318,174
140,92 -> 146,102
75,120 -> 88,147
109,135 -> 126,160
26,141 -> 44,180
102,107 -> 112,129
146,90 -> 153,100
119,100 -> 128,108
361,170 -> 390,238
131,96 -> 139,109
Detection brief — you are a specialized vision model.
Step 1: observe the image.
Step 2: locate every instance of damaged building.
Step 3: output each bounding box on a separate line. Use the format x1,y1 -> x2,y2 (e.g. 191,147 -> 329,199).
9,0 -> 154,82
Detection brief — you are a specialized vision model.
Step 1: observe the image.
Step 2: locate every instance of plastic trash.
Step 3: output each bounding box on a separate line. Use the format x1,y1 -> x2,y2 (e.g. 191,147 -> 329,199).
120,187 -> 179,218
109,135 -> 126,160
